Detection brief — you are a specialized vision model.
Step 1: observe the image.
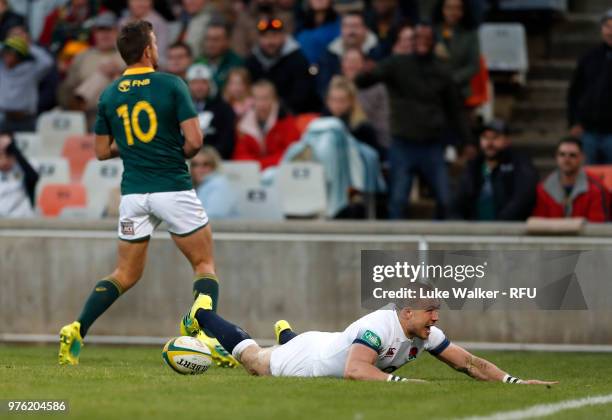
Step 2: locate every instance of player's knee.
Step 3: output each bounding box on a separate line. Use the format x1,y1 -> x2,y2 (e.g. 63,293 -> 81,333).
111,268 -> 142,291
239,347 -> 270,377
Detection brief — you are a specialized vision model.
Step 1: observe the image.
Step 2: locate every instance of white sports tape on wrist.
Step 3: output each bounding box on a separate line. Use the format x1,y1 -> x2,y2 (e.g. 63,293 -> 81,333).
503,374 -> 523,384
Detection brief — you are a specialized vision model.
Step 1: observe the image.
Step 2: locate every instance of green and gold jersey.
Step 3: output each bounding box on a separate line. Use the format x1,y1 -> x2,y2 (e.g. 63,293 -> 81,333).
94,67 -> 198,195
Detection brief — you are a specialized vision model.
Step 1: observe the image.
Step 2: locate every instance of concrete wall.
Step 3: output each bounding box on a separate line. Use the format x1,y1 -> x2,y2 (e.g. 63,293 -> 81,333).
1,220 -> 612,343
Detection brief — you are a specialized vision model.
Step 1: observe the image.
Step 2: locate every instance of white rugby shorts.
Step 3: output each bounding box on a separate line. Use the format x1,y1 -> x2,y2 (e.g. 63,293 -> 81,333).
269,332 -> 325,377
118,190 -> 208,241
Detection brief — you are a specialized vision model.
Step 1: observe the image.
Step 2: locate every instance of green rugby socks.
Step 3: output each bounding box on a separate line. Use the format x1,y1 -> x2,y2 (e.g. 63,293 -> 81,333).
77,278 -> 123,338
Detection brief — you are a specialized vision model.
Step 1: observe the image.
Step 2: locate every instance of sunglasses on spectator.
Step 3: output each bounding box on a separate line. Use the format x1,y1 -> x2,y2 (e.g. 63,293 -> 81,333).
557,151 -> 579,158
257,18 -> 284,33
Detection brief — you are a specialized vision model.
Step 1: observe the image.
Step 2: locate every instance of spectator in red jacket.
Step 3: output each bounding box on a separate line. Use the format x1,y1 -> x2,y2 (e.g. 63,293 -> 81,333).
233,79 -> 300,168
533,137 -> 609,222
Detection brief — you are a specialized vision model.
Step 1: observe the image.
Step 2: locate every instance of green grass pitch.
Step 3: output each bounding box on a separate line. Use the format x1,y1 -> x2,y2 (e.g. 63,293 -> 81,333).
1,344 -> 612,419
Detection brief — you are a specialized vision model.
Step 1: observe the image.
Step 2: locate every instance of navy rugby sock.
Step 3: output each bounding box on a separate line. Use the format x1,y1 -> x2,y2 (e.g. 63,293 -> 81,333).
193,274 -> 219,311
279,330 -> 297,345
195,309 -> 251,354
193,274 -> 219,337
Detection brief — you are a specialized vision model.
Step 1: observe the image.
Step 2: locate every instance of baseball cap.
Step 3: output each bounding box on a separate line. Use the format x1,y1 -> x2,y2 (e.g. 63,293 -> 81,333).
93,12 -> 117,29
187,64 -> 213,82
601,8 -> 612,24
482,118 -> 510,135
2,36 -> 30,58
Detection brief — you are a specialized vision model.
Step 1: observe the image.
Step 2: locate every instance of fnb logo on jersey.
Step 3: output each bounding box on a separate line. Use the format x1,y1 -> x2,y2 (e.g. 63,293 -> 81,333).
118,80 -> 131,92
118,79 -> 151,92
132,79 -> 150,87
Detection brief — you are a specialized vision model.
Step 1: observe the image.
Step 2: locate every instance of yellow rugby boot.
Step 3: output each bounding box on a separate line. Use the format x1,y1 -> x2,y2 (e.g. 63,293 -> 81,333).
58,321 -> 83,365
274,320 -> 293,345
179,293 -> 213,336
195,331 -> 240,368
180,294 -> 238,367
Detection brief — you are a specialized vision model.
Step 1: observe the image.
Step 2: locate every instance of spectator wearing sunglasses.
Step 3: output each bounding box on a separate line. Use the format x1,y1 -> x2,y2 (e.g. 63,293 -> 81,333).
532,137 -> 609,222
231,0 -> 295,58
245,17 -> 321,113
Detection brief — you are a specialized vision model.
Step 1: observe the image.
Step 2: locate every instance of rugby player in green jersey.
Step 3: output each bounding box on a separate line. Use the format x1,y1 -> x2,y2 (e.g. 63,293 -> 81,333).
58,21 -> 236,367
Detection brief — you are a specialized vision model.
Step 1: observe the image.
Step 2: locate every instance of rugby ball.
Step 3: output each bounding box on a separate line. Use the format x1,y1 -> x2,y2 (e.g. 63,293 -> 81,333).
162,336 -> 212,375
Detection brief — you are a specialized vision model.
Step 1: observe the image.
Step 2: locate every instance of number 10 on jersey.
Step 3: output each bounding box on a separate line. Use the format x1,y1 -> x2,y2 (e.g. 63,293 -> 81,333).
116,101 -> 158,145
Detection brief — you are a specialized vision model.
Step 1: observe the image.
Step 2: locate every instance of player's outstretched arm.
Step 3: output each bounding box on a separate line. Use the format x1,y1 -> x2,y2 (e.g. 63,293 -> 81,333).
181,117 -> 203,158
95,135 -> 120,160
435,343 -> 558,385
344,343 -> 425,383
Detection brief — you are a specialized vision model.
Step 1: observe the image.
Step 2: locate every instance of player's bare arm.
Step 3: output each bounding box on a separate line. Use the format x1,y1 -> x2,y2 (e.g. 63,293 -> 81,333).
436,343 -> 558,385
344,343 -> 390,381
344,344 -> 426,382
95,134 -> 120,160
181,117 -> 203,158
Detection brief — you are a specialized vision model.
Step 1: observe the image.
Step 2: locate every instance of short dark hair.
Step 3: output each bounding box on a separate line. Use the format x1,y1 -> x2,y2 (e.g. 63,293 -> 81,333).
432,0 -> 477,30
117,20 -> 153,65
558,136 -> 583,152
207,16 -> 231,37
342,11 -> 365,24
168,41 -> 192,58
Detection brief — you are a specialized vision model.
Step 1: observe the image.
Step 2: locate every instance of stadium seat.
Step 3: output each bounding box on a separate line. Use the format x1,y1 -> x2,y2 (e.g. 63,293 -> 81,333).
38,183 -> 87,217
221,161 -> 261,190
479,23 -> 528,74
236,185 -> 284,221
277,162 -> 327,217
36,110 -> 87,156
295,113 -> 320,136
13,132 -> 42,158
30,157 -> 71,195
62,134 -> 96,182
585,165 -> 612,192
81,159 -> 123,218
59,206 -> 97,219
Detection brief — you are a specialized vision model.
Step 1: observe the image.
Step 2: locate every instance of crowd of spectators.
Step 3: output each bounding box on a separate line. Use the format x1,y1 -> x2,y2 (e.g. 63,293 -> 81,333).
0,0 -> 611,222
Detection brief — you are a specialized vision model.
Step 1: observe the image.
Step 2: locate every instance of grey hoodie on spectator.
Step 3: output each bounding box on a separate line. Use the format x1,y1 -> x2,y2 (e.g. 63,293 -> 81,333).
0,44 -> 53,115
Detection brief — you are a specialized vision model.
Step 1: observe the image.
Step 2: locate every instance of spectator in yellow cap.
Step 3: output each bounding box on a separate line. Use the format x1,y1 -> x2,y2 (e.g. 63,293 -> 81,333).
0,34 -> 53,131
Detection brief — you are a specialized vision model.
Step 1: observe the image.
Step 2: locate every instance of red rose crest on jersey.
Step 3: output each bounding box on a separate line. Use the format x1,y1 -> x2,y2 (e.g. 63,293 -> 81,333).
384,347 -> 396,358
408,346 -> 418,361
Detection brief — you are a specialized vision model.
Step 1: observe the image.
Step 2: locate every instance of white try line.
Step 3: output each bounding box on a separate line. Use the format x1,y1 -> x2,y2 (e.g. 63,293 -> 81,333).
462,394 -> 612,420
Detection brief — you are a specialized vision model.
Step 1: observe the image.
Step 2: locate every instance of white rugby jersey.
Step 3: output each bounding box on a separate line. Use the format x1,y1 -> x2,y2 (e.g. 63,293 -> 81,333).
311,307 -> 450,377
